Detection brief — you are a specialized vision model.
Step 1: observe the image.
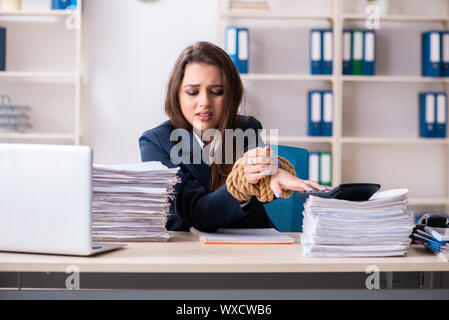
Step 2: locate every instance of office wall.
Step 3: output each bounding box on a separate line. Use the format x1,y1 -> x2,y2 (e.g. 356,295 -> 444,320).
83,0 -> 218,164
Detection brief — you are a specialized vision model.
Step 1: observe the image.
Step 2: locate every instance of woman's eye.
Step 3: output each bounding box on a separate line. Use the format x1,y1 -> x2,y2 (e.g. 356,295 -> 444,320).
211,90 -> 224,96
186,91 -> 198,96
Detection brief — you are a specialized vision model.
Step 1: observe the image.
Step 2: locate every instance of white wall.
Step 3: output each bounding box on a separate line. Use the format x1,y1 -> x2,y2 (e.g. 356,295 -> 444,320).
82,0 -> 218,164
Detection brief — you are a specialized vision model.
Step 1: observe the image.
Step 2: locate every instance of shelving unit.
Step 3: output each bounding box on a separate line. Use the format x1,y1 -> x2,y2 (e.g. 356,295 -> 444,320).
218,0 -> 449,210
0,4 -> 83,145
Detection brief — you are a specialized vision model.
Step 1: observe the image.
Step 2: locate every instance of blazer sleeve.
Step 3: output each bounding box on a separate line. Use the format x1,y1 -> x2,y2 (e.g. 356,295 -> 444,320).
139,130 -> 249,232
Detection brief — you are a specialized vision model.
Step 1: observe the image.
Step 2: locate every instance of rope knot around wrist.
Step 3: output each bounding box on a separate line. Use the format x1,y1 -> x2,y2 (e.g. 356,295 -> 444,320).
226,156 -> 297,203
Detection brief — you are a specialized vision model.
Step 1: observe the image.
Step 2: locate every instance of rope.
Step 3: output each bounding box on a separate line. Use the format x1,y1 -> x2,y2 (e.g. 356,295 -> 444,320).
226,156 -> 297,203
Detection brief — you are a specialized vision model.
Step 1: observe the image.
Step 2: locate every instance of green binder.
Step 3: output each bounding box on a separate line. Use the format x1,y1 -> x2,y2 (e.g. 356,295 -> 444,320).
351,29 -> 364,75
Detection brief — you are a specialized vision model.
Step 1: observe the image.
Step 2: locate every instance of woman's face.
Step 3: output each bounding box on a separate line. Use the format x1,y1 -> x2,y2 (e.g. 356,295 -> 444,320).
179,63 -> 224,133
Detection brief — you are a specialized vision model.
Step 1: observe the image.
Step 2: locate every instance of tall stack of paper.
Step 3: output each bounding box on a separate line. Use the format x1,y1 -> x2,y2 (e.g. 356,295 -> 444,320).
92,162 -> 179,242
301,189 -> 414,257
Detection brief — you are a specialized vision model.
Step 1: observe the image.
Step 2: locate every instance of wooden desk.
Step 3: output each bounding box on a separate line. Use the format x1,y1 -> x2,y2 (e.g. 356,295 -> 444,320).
0,232 -> 448,273
0,232 -> 448,299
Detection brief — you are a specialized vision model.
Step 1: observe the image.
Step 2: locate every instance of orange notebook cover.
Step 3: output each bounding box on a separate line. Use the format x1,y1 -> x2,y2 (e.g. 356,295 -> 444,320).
190,227 -> 294,245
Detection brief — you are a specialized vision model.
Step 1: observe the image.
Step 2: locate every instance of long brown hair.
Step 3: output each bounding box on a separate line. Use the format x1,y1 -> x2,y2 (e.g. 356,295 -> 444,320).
165,41 -> 244,191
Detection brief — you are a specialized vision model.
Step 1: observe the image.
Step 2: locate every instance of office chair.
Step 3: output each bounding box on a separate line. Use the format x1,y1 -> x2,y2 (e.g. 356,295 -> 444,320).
264,145 -> 309,232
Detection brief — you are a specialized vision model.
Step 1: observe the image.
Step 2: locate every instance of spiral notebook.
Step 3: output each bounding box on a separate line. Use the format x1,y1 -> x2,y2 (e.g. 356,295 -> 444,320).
190,227 -> 295,245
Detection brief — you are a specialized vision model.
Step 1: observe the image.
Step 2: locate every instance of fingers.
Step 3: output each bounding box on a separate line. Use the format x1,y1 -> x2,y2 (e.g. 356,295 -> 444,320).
246,171 -> 270,185
244,164 -> 278,175
270,179 -> 282,199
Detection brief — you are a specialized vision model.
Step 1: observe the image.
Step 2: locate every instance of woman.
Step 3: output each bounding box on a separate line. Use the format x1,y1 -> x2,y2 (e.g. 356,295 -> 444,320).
139,41 -> 324,232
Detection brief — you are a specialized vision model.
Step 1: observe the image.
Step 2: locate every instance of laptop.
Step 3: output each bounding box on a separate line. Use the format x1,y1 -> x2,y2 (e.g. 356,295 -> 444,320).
0,143 -> 126,256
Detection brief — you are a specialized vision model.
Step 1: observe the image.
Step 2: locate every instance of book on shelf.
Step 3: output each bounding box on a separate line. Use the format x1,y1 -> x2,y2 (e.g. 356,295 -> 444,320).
308,151 -> 332,187
51,0 -> 77,10
309,29 -> 333,75
342,29 -> 376,76
0,27 -> 5,71
307,90 -> 333,137
228,0 -> 269,12
419,91 -> 447,138
225,26 -> 249,74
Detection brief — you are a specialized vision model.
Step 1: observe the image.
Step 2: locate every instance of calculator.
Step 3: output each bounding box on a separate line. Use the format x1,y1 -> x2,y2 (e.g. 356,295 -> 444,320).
295,183 -> 381,201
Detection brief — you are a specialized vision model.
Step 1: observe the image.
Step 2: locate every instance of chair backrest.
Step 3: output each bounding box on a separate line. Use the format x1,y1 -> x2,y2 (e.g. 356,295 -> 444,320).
264,145 -> 309,232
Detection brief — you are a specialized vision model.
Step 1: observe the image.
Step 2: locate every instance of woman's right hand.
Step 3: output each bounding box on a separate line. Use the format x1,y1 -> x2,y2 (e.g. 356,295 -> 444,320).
270,168 -> 329,198
243,145 -> 279,184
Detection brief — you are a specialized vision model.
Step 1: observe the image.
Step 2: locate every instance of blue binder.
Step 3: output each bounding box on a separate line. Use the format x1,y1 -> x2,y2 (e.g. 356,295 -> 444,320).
310,29 -> 322,75
422,31 -> 441,77
308,90 -> 322,136
321,29 -> 333,75
442,31 -> 449,76
225,26 -> 239,71
237,28 -> 249,74
225,26 -> 249,74
363,30 -> 376,75
321,90 -> 333,136
0,27 -> 5,71
436,92 -> 447,138
52,0 -> 71,9
419,92 -> 436,138
343,29 -> 352,75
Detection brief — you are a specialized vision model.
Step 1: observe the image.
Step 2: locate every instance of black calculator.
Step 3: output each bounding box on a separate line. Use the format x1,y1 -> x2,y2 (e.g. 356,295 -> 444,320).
295,183 -> 381,201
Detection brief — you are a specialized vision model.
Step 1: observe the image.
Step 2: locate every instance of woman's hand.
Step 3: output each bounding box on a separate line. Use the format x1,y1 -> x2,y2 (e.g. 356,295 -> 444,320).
243,145 -> 279,184
270,168 -> 329,198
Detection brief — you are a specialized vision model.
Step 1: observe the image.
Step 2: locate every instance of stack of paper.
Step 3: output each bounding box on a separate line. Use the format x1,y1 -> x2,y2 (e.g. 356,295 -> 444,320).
92,162 -> 179,242
0,96 -> 32,133
301,189 -> 414,257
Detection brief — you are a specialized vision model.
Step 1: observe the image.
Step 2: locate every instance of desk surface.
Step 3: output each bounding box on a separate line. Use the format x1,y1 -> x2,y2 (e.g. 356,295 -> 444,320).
0,232 -> 448,273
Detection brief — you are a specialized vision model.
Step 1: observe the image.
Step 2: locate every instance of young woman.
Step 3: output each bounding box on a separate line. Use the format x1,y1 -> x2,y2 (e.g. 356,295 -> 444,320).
139,41 -> 324,232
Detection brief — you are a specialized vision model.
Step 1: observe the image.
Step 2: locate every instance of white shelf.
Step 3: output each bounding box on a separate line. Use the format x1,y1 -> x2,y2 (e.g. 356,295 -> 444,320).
342,75 -> 449,83
0,10 -> 79,17
0,71 -> 77,82
240,73 -> 333,81
268,136 -> 333,143
341,137 -> 449,144
221,12 -> 332,20
343,13 -> 449,23
0,133 -> 76,140
408,197 -> 449,206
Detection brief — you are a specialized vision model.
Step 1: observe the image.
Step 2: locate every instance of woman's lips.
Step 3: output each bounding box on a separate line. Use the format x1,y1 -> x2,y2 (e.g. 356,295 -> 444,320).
195,111 -> 213,122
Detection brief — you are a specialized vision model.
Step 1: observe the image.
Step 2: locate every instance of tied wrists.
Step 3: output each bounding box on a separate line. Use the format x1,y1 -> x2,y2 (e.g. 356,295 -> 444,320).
226,156 -> 297,203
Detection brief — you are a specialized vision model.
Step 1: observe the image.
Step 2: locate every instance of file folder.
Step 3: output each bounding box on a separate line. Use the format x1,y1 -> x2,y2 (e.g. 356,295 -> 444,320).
422,31 -> 441,77
436,92 -> 447,138
321,90 -> 333,136
310,29 -> 322,75
0,27 -> 5,71
343,29 -> 352,75
419,92 -> 436,138
309,152 -> 320,183
319,152 -> 332,186
225,26 -> 239,71
237,28 -> 249,74
442,31 -> 449,76
308,91 -> 322,136
363,30 -> 376,75
52,0 -> 71,9
321,30 -> 333,75
351,29 -> 364,75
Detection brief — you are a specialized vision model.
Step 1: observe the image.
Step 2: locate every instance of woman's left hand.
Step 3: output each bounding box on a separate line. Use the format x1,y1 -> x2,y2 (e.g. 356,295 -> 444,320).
270,168 -> 329,198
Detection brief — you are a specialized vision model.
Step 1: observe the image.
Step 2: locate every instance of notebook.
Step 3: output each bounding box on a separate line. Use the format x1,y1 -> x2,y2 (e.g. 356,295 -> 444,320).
190,227 -> 295,245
